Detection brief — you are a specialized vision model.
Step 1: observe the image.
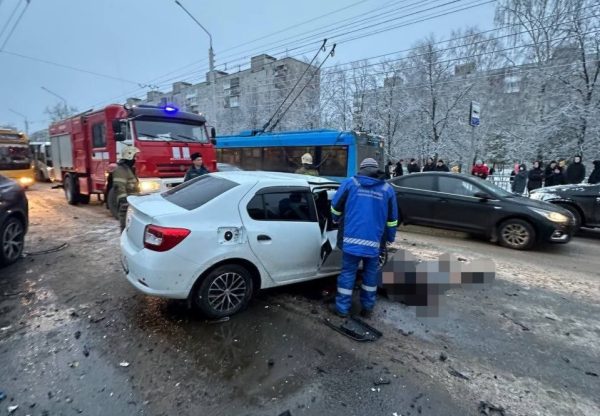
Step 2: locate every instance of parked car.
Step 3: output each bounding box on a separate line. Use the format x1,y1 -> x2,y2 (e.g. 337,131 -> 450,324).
120,171 -> 344,318
0,174 -> 28,266
217,162 -> 243,172
389,172 -> 575,250
529,183 -> 600,231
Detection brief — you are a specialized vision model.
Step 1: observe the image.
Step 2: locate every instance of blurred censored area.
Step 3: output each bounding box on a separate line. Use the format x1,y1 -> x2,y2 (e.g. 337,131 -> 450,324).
380,249 -> 496,317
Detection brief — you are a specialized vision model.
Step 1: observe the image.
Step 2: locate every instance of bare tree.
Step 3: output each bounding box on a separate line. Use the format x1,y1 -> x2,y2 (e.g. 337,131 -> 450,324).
44,102 -> 78,122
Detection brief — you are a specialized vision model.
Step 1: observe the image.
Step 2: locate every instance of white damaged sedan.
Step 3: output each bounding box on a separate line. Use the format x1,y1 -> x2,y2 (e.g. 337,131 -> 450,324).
120,171 -> 343,318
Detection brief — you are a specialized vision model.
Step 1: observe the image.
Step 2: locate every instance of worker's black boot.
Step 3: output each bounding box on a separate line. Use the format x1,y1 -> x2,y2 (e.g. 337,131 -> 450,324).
328,303 -> 348,318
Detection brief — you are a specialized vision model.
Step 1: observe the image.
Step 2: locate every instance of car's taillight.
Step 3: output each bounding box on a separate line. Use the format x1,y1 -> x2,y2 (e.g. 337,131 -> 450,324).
143,225 -> 191,252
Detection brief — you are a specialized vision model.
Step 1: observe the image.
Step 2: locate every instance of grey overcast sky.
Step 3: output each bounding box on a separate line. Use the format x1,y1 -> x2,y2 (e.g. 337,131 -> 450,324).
0,0 -> 496,133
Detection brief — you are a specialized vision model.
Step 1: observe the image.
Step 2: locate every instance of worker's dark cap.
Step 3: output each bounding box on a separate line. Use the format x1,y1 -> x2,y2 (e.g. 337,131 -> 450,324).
191,152 -> 202,161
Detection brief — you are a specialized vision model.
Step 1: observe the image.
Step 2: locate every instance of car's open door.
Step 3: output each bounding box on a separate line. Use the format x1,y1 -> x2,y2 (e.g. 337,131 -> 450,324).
312,186 -> 342,276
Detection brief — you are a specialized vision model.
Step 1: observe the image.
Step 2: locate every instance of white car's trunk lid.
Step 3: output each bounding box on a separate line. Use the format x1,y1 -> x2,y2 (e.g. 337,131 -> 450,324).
125,194 -> 188,250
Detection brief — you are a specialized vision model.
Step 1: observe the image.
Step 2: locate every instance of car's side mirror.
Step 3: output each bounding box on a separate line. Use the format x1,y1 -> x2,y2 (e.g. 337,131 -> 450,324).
112,119 -> 125,142
474,191 -> 491,200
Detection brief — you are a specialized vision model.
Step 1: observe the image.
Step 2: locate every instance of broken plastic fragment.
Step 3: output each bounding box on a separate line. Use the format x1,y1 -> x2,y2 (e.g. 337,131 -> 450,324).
119,362 -> 130,367
8,405 -> 18,413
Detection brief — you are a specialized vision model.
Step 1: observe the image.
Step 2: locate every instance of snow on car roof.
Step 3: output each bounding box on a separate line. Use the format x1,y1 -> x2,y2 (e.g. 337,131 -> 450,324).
211,170 -> 338,185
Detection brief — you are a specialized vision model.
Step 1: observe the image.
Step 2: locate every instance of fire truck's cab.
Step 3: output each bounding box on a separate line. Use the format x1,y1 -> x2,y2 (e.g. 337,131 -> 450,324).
49,104 -> 217,212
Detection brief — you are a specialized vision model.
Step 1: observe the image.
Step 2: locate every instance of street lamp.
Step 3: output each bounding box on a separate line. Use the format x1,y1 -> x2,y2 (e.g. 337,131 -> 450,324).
174,0 -> 217,126
174,0 -> 215,74
8,108 -> 29,135
41,86 -> 68,106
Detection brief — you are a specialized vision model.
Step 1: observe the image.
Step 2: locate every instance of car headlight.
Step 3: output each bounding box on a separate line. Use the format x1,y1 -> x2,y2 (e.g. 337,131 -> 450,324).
18,177 -> 34,187
139,180 -> 161,193
528,207 -> 570,224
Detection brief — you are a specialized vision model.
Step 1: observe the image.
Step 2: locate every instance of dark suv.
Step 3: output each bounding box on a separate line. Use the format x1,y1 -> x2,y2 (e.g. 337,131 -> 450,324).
529,184 -> 600,231
0,175 -> 28,266
389,172 -> 575,250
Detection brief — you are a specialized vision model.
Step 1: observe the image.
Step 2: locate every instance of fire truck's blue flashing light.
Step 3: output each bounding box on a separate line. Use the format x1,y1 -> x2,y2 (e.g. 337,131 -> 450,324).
163,105 -> 179,114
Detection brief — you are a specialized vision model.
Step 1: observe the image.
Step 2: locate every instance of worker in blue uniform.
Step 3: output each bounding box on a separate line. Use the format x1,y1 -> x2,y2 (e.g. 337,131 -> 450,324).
330,157 -> 398,318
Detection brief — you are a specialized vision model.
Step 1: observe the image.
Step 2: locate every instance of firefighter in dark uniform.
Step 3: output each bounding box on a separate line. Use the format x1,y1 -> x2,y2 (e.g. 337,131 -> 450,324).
113,146 -> 140,231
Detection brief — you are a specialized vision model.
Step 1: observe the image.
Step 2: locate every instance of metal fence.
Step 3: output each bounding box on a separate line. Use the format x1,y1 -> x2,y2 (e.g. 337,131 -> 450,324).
488,173 -> 513,192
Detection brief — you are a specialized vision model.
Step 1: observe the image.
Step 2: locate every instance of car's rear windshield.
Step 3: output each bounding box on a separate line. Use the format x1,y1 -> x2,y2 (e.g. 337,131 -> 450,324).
161,175 -> 239,210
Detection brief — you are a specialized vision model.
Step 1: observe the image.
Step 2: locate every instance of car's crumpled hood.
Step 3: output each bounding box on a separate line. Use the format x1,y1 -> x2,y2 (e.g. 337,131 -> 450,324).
511,195 -> 571,214
531,184 -> 595,195
127,192 -> 187,218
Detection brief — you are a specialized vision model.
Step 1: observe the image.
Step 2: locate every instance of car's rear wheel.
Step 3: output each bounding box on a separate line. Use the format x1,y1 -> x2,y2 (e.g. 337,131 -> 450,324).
555,203 -> 582,232
498,219 -> 535,250
0,217 -> 25,266
194,265 -> 254,319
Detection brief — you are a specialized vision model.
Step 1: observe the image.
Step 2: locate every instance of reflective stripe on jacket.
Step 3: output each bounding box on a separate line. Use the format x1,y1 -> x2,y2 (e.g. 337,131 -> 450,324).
331,174 -> 398,257
112,163 -> 139,201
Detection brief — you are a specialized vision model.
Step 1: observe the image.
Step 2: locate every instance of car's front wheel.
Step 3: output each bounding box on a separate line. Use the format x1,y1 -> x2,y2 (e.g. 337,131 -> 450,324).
498,219 -> 535,250
193,265 -> 254,318
0,217 -> 25,266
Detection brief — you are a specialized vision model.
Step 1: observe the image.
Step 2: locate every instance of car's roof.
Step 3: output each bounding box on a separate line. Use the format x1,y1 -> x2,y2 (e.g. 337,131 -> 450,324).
212,170 -> 339,186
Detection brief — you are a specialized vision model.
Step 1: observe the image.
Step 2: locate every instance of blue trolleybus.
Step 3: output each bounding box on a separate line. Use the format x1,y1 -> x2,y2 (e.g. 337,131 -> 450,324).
216,129 -> 385,181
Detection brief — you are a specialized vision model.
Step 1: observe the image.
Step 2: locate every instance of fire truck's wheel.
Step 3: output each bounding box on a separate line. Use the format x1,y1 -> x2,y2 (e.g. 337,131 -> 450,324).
107,187 -> 119,219
64,174 -> 79,206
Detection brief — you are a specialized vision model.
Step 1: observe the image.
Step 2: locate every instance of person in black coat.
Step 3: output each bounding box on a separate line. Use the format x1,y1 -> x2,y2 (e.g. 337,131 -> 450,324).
511,164 -> 528,194
422,158 -> 435,172
394,160 -> 404,177
527,161 -> 544,192
588,160 -> 600,184
545,166 -> 566,187
544,160 -> 557,185
407,158 -> 420,173
434,159 -> 450,172
384,161 -> 393,179
566,155 -> 586,184
184,152 -> 209,182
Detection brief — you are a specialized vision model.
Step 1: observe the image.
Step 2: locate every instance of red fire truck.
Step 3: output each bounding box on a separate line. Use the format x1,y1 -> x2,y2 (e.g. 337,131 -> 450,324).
49,104 -> 216,215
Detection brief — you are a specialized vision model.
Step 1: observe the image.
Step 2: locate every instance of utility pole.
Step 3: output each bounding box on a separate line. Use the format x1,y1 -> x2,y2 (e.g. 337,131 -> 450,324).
8,108 -> 29,135
174,0 -> 217,128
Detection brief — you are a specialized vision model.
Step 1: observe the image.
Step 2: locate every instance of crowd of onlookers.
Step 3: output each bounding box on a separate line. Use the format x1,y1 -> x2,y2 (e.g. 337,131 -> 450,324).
384,156 -> 600,193
507,156 -> 600,194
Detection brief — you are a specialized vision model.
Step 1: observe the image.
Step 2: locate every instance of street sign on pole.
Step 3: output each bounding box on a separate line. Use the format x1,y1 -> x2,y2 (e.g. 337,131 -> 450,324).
469,101 -> 481,127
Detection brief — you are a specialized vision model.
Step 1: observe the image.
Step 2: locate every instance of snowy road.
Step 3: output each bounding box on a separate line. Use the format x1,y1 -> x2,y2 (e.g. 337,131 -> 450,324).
1,184 -> 599,416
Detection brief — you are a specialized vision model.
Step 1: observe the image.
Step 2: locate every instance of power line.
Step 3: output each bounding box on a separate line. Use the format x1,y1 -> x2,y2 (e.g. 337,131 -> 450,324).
0,0 -> 29,51
90,0 -> 494,105
166,8 -> 598,93
262,39 -> 328,132
88,0 -> 413,102
0,0 -> 22,46
171,0 -> 501,88
83,2 -> 596,112
0,49 -> 146,85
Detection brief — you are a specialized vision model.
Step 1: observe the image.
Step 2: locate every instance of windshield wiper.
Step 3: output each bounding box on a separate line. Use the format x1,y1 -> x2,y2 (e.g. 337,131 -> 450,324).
175,134 -> 197,142
137,132 -> 161,140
